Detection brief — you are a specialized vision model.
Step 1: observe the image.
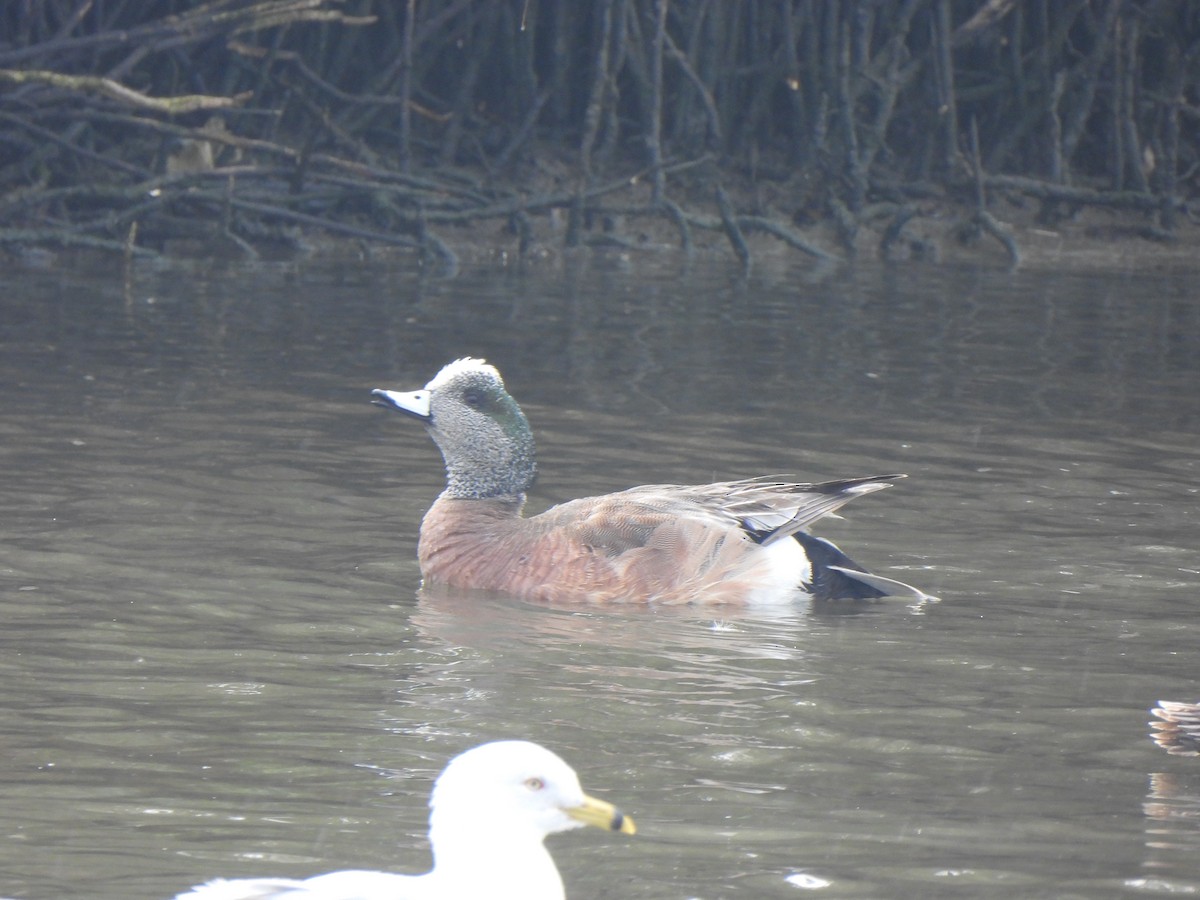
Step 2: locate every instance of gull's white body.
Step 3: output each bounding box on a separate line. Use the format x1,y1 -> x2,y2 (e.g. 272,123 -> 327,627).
181,860 -> 558,900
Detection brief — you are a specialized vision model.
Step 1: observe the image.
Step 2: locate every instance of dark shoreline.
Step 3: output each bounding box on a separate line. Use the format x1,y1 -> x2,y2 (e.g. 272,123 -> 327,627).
3,2 -> 1198,272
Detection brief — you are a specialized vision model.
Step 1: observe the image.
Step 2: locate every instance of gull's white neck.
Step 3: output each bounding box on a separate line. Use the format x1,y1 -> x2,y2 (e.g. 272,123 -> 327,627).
426,819 -> 565,900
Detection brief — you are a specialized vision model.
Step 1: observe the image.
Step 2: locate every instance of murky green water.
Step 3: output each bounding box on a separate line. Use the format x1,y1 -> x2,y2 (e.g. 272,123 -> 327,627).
2,253 -> 1198,898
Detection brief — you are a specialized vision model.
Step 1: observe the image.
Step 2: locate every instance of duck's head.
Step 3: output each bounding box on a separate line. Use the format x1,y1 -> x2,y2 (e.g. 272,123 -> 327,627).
373,358 -> 537,500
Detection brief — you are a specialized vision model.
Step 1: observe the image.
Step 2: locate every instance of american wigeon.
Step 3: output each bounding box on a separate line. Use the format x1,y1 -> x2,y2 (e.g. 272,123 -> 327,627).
372,358 -> 929,604
1150,701 -> 1200,756
175,740 -> 634,900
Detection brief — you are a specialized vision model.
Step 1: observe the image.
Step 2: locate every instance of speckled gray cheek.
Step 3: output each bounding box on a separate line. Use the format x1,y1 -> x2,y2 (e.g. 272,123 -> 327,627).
431,394 -> 538,500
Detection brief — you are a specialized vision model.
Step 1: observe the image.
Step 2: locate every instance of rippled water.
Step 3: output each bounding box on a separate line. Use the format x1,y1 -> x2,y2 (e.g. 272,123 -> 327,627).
2,253 -> 1198,899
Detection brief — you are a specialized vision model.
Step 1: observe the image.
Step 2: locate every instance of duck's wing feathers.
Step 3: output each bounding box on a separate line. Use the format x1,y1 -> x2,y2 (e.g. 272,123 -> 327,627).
666,474 -> 905,544
537,475 -> 903,553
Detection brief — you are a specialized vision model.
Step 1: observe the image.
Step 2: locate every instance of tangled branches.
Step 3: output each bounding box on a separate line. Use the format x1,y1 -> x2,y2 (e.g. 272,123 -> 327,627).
2,1 -> 1199,268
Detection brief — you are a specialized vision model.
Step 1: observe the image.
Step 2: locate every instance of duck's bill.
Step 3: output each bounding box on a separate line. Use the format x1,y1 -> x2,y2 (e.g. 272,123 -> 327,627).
371,388 -> 431,422
567,794 -> 636,834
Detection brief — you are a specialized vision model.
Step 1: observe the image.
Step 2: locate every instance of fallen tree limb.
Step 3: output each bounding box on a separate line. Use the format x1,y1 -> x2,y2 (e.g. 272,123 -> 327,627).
0,69 -> 251,114
0,227 -> 160,256
0,0 -> 374,67
980,174 -> 1168,212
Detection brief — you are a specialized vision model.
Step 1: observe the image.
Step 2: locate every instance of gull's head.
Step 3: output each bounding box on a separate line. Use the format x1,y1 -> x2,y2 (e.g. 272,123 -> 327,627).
429,740 -> 636,840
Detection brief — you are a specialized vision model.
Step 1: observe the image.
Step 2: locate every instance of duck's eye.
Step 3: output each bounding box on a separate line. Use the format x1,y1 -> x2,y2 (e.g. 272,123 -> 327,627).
463,389 -> 485,409
524,777 -> 545,792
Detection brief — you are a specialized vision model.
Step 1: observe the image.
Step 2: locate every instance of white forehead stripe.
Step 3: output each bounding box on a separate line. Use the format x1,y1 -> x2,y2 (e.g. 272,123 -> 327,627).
427,357 -> 502,390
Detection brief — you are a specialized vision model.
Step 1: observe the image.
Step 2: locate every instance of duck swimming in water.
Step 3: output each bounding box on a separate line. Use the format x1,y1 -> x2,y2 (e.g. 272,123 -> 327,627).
372,358 -> 929,604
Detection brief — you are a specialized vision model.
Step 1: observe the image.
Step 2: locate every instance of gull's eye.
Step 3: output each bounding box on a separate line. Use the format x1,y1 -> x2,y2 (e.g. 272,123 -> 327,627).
524,777 -> 545,792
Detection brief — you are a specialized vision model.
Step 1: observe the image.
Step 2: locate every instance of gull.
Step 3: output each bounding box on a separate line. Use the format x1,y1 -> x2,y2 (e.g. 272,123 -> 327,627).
174,740 -> 635,900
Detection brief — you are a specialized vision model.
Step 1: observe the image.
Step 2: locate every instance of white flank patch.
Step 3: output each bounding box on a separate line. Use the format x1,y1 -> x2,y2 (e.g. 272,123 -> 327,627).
745,537 -> 812,603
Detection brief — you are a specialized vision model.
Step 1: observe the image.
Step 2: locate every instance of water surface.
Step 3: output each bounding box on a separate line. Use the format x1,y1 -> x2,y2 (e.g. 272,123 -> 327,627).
1,253 -> 1198,898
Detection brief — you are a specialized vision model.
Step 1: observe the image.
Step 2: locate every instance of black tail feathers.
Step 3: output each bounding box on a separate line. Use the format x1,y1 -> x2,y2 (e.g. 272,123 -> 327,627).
793,532 -> 887,601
